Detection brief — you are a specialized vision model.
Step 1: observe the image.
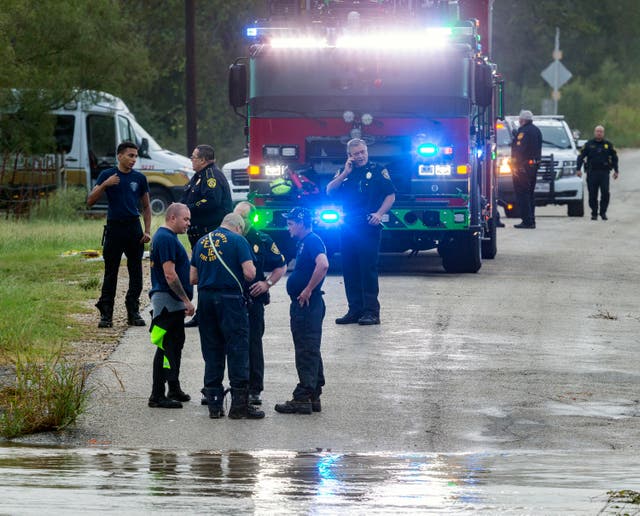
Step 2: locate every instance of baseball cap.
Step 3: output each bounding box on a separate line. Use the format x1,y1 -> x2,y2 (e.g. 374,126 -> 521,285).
285,207 -> 312,225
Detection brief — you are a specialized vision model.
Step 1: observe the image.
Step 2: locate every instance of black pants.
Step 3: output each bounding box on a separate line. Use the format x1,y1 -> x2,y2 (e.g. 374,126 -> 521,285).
98,219 -> 143,307
248,301 -> 266,395
513,166 -> 537,225
340,224 -> 382,317
291,293 -> 325,401
151,308 -> 186,397
587,169 -> 611,216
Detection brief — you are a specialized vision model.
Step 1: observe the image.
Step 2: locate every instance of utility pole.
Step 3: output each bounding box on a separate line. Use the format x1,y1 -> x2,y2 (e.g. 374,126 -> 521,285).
185,0 -> 197,154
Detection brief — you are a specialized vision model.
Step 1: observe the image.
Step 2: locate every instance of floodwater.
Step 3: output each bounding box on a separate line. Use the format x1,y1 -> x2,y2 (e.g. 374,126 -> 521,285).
1,445 -> 638,515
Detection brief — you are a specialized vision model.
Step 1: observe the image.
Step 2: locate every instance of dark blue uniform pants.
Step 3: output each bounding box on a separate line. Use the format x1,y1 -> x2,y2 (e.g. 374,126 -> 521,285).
198,290 -> 249,391
99,219 -> 144,307
151,308 -> 186,397
340,224 -> 382,317
290,293 -> 325,401
248,300 -> 266,395
513,165 -> 537,225
587,169 -> 611,216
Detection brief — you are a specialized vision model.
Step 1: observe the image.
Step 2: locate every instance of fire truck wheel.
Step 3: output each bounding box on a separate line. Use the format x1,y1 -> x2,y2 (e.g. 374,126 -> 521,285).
441,232 -> 482,273
481,215 -> 497,259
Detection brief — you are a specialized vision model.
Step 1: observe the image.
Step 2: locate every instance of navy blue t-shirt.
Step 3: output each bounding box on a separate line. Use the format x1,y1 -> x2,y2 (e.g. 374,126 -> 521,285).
191,228 -> 253,291
286,232 -> 327,298
97,167 -> 149,220
149,226 -> 193,301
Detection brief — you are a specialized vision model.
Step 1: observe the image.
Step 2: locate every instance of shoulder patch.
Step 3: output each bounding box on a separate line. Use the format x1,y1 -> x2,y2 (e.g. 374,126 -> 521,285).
253,244 -> 260,254
271,242 -> 281,255
207,177 -> 217,189
381,168 -> 391,180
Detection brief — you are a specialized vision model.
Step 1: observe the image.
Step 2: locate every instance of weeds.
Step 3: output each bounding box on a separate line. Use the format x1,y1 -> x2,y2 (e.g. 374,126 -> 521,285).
79,277 -> 100,291
590,309 -> 619,321
598,489 -> 640,515
0,351 -> 92,439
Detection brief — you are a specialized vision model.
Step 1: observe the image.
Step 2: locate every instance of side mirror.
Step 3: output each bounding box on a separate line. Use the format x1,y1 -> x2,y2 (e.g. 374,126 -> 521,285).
228,63 -> 247,109
139,137 -> 150,158
474,62 -> 493,108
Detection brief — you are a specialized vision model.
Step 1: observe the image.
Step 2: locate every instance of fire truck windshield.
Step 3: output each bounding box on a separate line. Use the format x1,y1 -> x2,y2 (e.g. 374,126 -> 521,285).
250,48 -> 470,118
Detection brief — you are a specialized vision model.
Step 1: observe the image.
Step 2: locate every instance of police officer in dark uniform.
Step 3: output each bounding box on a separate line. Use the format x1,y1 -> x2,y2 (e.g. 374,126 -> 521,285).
326,138 -> 396,325
190,213 -> 264,420
234,201 -> 287,406
511,110 -> 542,229
87,141 -> 151,328
577,125 -> 619,220
181,144 -> 232,327
275,207 -> 329,415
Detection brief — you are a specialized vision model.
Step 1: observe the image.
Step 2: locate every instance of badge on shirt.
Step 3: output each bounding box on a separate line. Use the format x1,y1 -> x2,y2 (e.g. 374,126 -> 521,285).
381,168 -> 391,180
207,177 -> 217,188
517,133 -> 524,140
604,144 -> 609,149
253,244 -> 260,254
365,172 -> 372,180
130,182 -> 138,192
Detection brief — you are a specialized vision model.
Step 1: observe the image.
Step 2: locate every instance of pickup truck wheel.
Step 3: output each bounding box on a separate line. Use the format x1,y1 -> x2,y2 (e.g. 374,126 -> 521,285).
567,200 -> 584,217
149,187 -> 171,216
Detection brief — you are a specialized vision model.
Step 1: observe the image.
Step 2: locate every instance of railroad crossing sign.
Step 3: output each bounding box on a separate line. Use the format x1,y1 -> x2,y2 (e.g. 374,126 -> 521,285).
540,28 -> 572,115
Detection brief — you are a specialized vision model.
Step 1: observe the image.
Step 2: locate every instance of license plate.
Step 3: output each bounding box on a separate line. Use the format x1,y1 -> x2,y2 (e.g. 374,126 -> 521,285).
535,183 -> 550,192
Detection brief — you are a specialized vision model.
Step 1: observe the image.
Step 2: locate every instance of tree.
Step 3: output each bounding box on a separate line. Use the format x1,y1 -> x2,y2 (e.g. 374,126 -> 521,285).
0,0 -> 151,152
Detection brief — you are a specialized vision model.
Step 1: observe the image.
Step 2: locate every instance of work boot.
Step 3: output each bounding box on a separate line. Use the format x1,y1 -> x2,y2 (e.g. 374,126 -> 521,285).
229,388 -> 265,419
335,312 -> 361,325
248,393 -> 262,405
95,300 -> 113,328
274,398 -> 313,415
126,300 -> 146,326
311,397 -> 321,413
204,387 -> 226,419
148,396 -> 182,409
167,381 -> 191,402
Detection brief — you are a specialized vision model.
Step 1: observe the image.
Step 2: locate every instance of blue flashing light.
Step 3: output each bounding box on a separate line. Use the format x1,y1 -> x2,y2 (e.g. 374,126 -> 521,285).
319,210 -> 340,224
417,143 -> 439,158
246,27 -> 258,37
476,148 -> 484,159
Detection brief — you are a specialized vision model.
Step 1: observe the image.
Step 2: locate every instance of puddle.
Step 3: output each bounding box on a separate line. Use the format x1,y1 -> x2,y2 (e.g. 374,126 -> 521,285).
1,445 -> 638,514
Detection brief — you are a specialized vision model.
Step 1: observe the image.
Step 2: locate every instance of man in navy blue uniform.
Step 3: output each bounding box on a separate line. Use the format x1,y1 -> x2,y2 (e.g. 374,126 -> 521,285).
511,110 -> 542,229
190,213 -> 264,420
234,201 -> 287,406
148,203 -> 195,409
275,208 -> 329,415
87,141 -> 151,328
181,144 -> 232,327
326,138 -> 395,325
577,125 -> 619,220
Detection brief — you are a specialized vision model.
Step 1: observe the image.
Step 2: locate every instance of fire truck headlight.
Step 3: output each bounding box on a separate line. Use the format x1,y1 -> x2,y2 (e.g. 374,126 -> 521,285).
343,110 -> 355,123
263,146 -> 280,158
499,157 -> 512,175
265,165 -> 285,177
361,113 -> 373,126
435,165 -> 451,176
281,146 -> 298,158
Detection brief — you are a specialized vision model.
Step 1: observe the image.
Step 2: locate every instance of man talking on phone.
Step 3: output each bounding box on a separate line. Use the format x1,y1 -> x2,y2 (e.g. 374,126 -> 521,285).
326,138 -> 396,326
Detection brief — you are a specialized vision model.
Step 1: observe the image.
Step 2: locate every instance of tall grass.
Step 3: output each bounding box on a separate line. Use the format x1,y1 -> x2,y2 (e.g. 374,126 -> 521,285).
0,351 -> 92,438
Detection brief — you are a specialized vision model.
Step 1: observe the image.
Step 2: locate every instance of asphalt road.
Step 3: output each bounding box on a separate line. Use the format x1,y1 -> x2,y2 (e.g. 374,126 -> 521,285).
49,150 -> 640,453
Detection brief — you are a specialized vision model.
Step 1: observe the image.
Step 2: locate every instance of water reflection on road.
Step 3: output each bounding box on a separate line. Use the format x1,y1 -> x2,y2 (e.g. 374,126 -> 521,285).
1,445 -> 638,514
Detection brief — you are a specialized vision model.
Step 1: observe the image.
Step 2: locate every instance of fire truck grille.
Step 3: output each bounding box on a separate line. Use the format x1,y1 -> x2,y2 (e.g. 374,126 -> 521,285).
232,168 -> 249,186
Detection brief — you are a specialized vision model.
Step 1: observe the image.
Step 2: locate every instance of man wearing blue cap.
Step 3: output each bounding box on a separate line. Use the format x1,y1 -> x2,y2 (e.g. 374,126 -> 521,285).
275,207 -> 329,415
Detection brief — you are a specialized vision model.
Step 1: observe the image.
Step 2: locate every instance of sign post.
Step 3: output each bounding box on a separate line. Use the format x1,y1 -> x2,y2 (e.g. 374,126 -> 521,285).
541,28 -> 572,115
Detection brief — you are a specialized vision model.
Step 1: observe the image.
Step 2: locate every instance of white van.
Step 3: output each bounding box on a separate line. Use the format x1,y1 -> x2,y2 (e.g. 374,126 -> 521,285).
2,91 -> 193,215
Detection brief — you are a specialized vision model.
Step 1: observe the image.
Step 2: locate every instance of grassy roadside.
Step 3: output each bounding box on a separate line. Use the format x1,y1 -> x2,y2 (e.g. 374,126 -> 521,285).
0,193 -> 173,437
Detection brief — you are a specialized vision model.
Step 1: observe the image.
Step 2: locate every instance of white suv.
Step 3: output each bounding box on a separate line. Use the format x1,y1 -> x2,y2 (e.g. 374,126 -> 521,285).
221,156 -> 250,203
500,115 -> 584,217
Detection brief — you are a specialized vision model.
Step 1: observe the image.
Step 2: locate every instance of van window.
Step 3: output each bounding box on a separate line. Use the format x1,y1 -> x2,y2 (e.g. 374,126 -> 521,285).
87,114 -> 116,173
117,115 -> 136,144
54,115 -> 75,153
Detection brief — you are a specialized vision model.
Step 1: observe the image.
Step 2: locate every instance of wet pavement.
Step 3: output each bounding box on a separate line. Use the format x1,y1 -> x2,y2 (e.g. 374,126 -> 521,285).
2,444 -> 638,514
5,150 -> 640,513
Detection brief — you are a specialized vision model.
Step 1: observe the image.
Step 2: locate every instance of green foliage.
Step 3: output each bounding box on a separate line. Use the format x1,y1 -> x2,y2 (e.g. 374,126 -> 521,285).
0,352 -> 92,438
0,0 -> 152,152
28,187 -> 87,222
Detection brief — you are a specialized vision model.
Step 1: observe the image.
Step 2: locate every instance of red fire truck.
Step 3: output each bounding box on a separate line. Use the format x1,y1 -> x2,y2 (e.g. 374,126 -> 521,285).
229,0 -> 503,272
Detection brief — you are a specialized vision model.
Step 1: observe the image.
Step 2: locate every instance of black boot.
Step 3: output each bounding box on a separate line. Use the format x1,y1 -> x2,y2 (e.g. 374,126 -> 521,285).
204,387 -> 226,419
95,300 -> 113,328
229,388 -> 265,419
126,299 -> 146,326
167,381 -> 191,402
